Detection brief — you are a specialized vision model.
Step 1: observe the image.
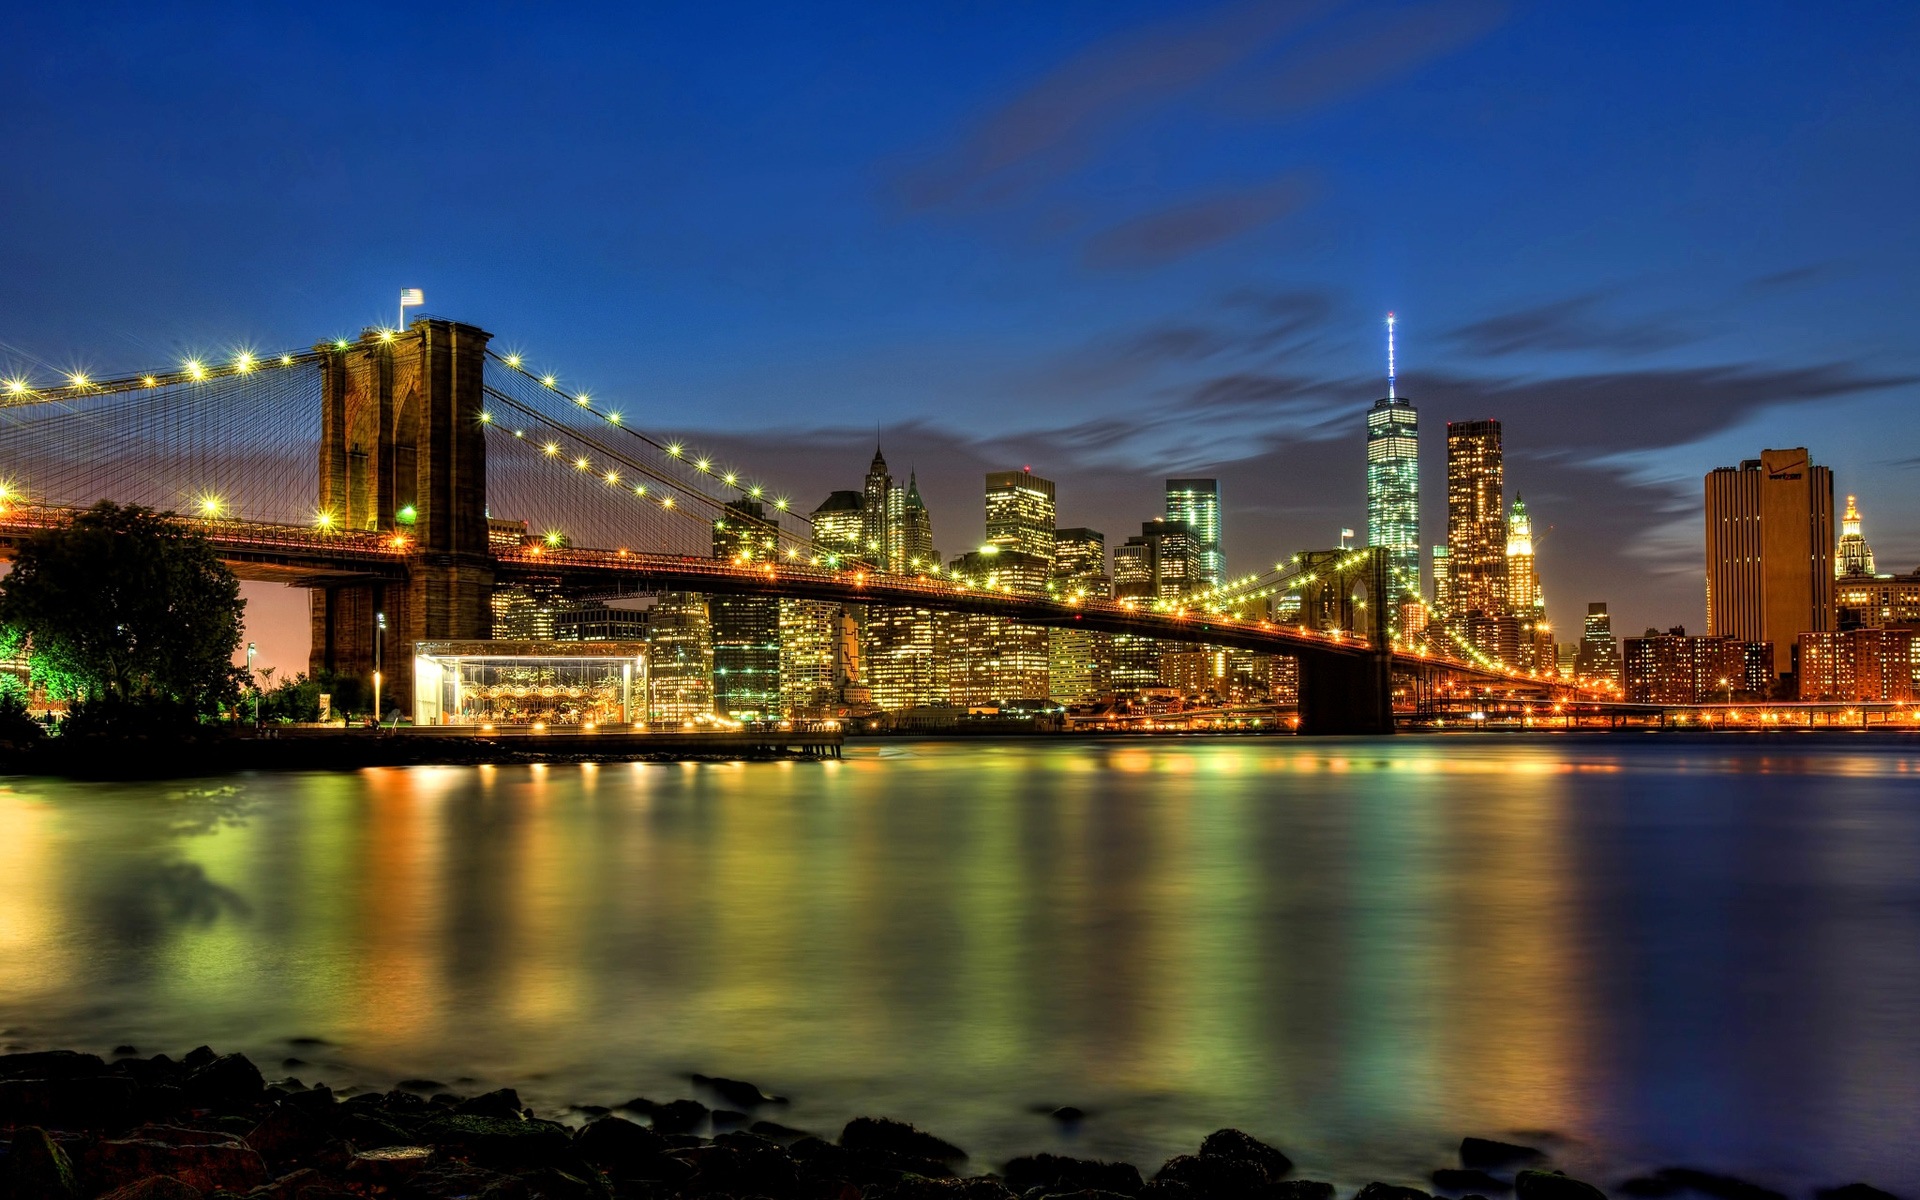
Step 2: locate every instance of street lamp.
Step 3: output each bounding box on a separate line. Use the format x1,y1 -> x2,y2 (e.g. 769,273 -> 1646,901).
1720,675 -> 1732,705
373,612 -> 386,726
247,642 -> 257,725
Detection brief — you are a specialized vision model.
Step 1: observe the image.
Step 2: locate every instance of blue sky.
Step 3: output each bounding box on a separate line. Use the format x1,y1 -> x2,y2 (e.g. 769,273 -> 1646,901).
3,1 -> 1917,668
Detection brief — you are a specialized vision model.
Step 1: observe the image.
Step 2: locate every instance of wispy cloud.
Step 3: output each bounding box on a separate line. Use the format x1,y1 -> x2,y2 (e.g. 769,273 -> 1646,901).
1445,292 -> 1697,356
1081,175 -> 1315,269
894,0 -> 1334,213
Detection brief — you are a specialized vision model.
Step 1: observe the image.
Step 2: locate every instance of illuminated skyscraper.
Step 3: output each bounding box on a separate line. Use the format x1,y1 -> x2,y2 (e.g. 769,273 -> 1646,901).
984,469 -> 1056,566
810,490 -> 865,564
1506,495 -> 1541,615
860,447 -> 903,570
1049,527 -> 1108,702
1445,419 -> 1506,618
1576,602 -> 1622,686
647,592 -> 712,719
1165,479 -> 1222,587
901,472 -> 936,572
1366,314 -> 1419,609
1837,494 -> 1877,578
1430,545 -> 1451,615
710,497 -> 780,715
1705,448 -> 1835,680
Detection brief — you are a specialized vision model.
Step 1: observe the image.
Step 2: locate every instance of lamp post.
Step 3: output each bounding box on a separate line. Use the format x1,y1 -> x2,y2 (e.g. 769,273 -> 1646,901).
247,642 -> 257,725
373,612 -> 386,727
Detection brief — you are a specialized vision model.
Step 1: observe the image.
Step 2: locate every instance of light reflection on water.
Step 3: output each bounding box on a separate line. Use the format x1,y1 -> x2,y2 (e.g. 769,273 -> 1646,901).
1,737 -> 1917,1191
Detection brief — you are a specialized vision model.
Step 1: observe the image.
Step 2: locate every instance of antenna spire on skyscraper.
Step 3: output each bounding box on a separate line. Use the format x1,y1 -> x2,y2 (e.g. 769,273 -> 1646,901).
1386,312 -> 1397,400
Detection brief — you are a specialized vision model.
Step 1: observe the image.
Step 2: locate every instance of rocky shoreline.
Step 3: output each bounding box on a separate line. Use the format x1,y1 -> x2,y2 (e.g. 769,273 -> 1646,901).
0,1046 -> 1901,1200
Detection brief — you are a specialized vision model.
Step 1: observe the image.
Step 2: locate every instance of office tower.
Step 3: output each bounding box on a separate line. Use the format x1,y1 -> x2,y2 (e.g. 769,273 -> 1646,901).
811,490 -> 865,564
1366,314 -> 1420,609
984,469 -> 1057,567
942,547 -> 1050,703
1837,494 -> 1877,578
778,599 -> 839,717
1049,527 -> 1108,702
1113,519 -> 1194,600
1575,602 -> 1622,685
554,599 -> 650,642
1704,448 -> 1835,679
489,576 -> 562,639
866,603 -> 943,710
860,447 -> 903,570
1430,545 -> 1451,615
1446,419 -> 1506,619
901,472 -> 936,572
710,498 -> 780,716
647,592 -> 712,719
1506,495 -> 1541,614
1165,479 -> 1223,587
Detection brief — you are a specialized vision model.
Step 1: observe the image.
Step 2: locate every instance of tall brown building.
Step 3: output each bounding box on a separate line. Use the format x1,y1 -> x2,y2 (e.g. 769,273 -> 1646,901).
1445,419 -> 1506,618
1704,448 -> 1834,679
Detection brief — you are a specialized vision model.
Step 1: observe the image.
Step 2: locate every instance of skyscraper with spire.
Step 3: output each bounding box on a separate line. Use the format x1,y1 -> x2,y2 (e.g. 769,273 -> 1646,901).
1838,494 -> 1877,578
1366,313 -> 1420,619
860,445 -> 905,571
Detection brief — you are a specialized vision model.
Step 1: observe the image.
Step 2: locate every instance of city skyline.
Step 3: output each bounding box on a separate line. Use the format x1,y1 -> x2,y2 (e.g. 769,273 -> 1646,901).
4,2 -> 1918,673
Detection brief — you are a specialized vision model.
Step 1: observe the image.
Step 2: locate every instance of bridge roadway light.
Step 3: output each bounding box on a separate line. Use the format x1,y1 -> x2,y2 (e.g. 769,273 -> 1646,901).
141,376 -> 157,388
185,359 -> 207,380
235,352 -> 255,373
280,354 -> 293,366
68,373 -> 89,388
4,379 -> 26,395
542,375 -> 557,387
505,354 -> 522,368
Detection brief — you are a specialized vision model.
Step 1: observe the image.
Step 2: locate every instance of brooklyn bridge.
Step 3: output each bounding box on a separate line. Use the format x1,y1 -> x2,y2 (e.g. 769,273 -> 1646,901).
0,317 -> 1568,734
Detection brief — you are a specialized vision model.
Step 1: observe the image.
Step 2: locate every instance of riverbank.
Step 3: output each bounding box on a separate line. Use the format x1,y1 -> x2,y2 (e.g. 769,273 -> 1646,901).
0,725 -> 842,778
0,1046 -> 1898,1200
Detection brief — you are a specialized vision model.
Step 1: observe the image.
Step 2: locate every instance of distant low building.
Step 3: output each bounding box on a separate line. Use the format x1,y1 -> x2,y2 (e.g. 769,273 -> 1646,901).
1797,628 -> 1915,701
1624,626 -> 1773,704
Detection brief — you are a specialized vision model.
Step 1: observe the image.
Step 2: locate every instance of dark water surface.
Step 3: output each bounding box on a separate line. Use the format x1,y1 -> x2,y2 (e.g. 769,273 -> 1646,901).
3,737 -> 1918,1191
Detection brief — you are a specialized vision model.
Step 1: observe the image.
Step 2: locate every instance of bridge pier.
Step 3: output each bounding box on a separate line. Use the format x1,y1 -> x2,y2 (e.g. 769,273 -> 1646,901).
1295,649 -> 1396,735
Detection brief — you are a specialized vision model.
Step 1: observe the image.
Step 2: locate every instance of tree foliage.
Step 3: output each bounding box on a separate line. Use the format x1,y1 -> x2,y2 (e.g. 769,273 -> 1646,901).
0,502 -> 246,718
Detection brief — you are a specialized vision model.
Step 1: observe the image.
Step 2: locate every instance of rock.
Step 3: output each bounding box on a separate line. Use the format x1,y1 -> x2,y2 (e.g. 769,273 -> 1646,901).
336,1112 -> 414,1149
646,1098 -> 709,1134
395,1078 -> 446,1092
749,1119 -> 811,1141
94,1181 -> 204,1200
616,1096 -> 657,1115
573,1115 -> 666,1174
277,1084 -> 335,1121
711,1107 -> 749,1128
841,1115 -> 967,1162
112,1046 -> 142,1058
344,1144 -> 434,1186
417,1113 -> 578,1170
1515,1170 -> 1608,1200
0,1050 -> 111,1080
1272,1183 -> 1336,1200
1199,1128 -> 1293,1179
1648,1169 -> 1788,1200
505,1166 -> 608,1200
1816,1187 -> 1901,1200
677,1140 -> 800,1196
789,1135 -> 955,1189
182,1054 -> 264,1112
182,1047 -> 218,1070
1141,1182 -> 1199,1200
1462,1139 -> 1546,1170
1621,1183 -> 1681,1198
82,1137 -> 270,1195
1356,1184 -> 1435,1200
134,1084 -> 187,1124
456,1087 -> 524,1119
0,1126 -> 81,1199
1435,1169 -> 1515,1193
1156,1154 -> 1270,1197
1052,1105 -> 1087,1122
244,1104 -> 329,1165
868,1180 -> 1019,1200
1003,1152 -> 1144,1195
692,1073 -> 787,1107
0,1074 -> 139,1127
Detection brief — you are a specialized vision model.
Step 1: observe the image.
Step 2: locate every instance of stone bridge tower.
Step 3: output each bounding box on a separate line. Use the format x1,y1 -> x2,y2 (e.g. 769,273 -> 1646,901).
308,319 -> 494,716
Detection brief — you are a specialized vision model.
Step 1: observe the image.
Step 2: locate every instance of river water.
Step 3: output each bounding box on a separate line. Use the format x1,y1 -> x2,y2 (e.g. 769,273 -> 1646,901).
2,737 -> 1917,1192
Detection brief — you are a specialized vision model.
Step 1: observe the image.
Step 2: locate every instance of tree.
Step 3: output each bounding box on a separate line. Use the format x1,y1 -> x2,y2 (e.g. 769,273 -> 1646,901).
0,502 -> 247,720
